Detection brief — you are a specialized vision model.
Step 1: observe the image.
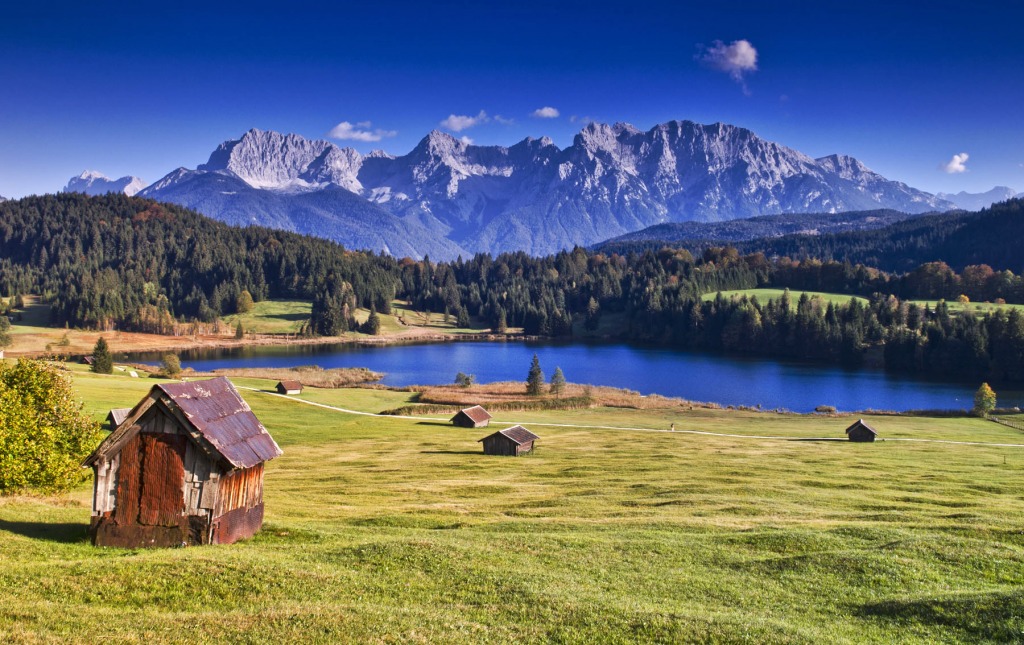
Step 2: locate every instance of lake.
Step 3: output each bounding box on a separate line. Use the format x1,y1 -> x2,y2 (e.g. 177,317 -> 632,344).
129,340 -> 1024,413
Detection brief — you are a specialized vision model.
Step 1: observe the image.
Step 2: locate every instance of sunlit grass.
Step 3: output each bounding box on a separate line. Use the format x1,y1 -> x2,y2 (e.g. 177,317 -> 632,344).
2,368 -> 1024,642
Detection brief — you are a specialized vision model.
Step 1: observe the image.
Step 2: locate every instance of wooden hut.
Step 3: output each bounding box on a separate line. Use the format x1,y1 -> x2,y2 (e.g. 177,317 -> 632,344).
81,355 -> 95,366
276,380 -> 303,395
83,377 -> 283,548
478,425 -> 539,456
451,405 -> 492,428
106,408 -> 132,430
845,419 -> 877,442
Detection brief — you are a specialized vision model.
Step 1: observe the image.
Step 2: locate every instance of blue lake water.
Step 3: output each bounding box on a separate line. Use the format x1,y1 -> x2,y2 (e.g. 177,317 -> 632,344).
130,340 -> 1024,413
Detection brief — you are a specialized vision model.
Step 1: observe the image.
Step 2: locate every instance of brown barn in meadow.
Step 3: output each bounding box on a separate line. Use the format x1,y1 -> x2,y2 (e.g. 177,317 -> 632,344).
276,380 -> 303,395
451,405 -> 492,428
845,419 -> 878,442
83,377 -> 283,548
479,425 -> 538,456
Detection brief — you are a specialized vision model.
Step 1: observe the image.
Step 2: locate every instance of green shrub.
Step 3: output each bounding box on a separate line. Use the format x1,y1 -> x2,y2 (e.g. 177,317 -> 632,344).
0,359 -> 103,493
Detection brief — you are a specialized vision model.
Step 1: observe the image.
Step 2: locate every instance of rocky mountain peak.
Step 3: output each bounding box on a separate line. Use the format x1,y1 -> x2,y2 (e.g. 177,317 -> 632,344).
64,170 -> 145,196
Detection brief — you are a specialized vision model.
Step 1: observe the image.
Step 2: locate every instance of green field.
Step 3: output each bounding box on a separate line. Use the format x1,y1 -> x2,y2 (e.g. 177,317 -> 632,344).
704,288 -> 1024,314
223,299 -> 312,334
3,367 -> 1024,642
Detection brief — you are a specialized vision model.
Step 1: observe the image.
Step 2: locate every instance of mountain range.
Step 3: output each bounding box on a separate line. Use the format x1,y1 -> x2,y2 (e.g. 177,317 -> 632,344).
936,186 -> 1020,211
65,121 -> 981,259
63,170 -> 146,197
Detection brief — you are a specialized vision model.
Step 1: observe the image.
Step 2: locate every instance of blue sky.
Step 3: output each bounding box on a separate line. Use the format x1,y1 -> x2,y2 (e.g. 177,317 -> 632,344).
2,0 -> 1022,198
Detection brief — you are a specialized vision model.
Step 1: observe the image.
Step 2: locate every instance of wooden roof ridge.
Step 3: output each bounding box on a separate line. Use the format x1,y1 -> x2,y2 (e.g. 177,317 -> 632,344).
478,425 -> 539,445
458,405 -> 492,422
845,418 -> 877,434
84,377 -> 283,470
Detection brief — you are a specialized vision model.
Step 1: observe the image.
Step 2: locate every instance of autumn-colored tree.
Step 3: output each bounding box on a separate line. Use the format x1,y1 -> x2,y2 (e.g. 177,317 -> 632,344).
973,382 -> 996,417
236,289 -> 255,314
0,359 -> 102,492
161,353 -> 182,377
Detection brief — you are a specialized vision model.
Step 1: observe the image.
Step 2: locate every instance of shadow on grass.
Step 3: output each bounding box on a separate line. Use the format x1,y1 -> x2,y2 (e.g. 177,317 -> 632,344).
420,450 -> 480,455
788,438 -> 848,442
0,518 -> 89,544
856,590 -> 1024,641
415,421 -> 455,427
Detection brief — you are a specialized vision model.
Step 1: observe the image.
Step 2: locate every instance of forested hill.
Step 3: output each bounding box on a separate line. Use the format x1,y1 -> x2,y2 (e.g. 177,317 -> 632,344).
598,199 -> 1024,274
0,193 -> 399,330
2,193 -> 1024,382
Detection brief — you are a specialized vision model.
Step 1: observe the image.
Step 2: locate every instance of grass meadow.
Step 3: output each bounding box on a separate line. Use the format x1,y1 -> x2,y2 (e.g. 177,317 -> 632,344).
703,288 -> 1024,315
2,366 -> 1024,642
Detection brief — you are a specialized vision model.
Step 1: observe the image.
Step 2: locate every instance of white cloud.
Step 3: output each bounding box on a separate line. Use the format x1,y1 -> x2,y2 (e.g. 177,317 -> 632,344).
328,121 -> 397,142
460,136 -> 474,145
531,106 -> 560,119
697,39 -> 758,92
439,110 -> 489,132
493,114 -> 515,125
941,152 -> 969,174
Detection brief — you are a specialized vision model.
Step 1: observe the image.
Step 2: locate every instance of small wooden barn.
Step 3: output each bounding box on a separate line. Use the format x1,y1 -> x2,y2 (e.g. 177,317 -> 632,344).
845,419 -> 877,442
83,377 -> 283,548
451,405 -> 492,428
81,355 -> 95,366
106,407 -> 132,430
276,380 -> 303,395
479,425 -> 539,456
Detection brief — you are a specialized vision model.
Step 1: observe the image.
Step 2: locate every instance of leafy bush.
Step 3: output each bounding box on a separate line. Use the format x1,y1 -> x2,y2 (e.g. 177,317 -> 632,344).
161,353 -> 182,377
0,359 -> 102,493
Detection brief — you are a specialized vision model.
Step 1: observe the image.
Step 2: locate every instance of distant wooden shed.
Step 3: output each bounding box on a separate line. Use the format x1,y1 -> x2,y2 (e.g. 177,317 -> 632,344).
106,408 -> 132,430
83,377 -> 283,548
451,405 -> 492,428
276,380 -> 303,395
479,425 -> 539,456
81,355 -> 95,366
845,419 -> 877,442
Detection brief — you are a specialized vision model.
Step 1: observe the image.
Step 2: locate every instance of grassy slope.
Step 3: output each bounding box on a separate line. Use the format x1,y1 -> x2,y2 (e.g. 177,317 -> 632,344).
2,369 -> 1024,642
703,288 -> 1024,314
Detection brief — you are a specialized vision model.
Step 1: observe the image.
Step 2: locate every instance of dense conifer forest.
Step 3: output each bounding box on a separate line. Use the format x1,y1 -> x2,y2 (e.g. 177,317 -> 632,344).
2,193 -> 1023,381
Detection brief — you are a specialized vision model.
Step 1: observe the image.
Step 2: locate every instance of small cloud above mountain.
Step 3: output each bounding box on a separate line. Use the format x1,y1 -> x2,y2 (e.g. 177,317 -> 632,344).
531,106 -> 560,119
941,152 -> 969,174
328,121 -> 397,142
440,110 -> 488,132
697,39 -> 758,92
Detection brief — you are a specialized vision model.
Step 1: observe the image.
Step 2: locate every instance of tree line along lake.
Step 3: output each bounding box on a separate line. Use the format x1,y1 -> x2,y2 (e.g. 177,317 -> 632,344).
130,340 -> 1024,413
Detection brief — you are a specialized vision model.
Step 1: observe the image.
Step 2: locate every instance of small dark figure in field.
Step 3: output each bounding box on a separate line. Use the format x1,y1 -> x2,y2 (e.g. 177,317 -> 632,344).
670,423 -> 675,432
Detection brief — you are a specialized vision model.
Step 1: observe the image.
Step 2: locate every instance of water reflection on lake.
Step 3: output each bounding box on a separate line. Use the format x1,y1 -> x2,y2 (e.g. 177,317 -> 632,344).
129,340 -> 1024,413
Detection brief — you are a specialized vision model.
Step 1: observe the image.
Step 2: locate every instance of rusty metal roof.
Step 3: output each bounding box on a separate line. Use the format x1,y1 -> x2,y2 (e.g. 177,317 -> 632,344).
454,405 -> 492,423
478,425 -> 538,445
157,377 -> 282,469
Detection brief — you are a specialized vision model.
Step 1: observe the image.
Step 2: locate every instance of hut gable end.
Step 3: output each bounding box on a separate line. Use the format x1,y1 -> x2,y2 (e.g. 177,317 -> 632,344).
451,405 -> 493,428
85,377 -> 282,548
845,419 -> 878,442
478,425 -> 539,456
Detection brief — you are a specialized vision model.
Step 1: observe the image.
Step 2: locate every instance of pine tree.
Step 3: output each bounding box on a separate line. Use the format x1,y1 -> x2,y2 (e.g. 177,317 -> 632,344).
549,366 -> 566,396
526,353 -> 544,396
234,320 -> 244,339
91,337 -> 113,374
362,307 -> 381,335
973,382 -> 996,417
